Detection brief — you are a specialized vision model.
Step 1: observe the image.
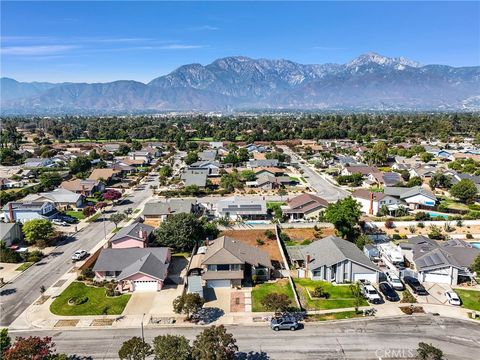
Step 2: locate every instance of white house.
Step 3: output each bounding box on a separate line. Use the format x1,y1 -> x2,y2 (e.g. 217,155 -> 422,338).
352,189 -> 403,215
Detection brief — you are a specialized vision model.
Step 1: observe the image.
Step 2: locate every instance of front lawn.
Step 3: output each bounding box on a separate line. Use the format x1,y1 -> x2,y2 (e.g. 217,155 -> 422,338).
455,289 -> 480,311
15,262 -> 33,272
66,210 -> 86,220
50,282 -> 131,316
252,279 -> 296,312
306,310 -> 363,322
294,279 -> 368,310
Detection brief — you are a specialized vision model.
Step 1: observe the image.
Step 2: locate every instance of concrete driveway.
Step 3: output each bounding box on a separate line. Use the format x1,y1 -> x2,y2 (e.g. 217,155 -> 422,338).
203,287 -> 232,313
122,285 -> 183,316
416,282 -> 452,305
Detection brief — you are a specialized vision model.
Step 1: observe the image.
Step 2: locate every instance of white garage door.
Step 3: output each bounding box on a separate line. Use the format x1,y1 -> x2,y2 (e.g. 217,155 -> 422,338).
133,280 -> 158,292
206,280 -> 231,288
353,273 -> 377,283
423,273 -> 451,285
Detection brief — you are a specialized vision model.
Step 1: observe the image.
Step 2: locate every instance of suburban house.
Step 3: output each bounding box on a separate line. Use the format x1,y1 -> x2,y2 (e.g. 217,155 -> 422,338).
215,196 -> 267,221
2,200 -> 57,223
198,150 -> 217,162
200,235 -> 273,288
88,168 -> 120,183
366,172 -> 403,187
399,236 -> 479,285
22,158 -> 53,169
254,167 -> 286,178
128,151 -> 152,164
246,175 -> 292,190
247,159 -> 279,168
450,172 -> 480,191
22,188 -> 84,210
0,222 -> 23,247
352,189 -> 404,215
93,247 -> 171,292
409,165 -> 438,179
287,236 -> 380,283
143,199 -> 201,225
383,186 -> 437,209
181,168 -> 208,188
341,165 -> 379,177
281,193 -> 329,220
109,221 -> 155,249
246,144 -> 266,153
189,161 -> 221,175
60,179 -> 105,197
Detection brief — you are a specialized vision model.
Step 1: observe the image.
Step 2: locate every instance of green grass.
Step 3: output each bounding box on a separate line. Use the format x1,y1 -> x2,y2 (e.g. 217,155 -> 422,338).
293,279 -> 368,310
133,209 -> 141,213
289,176 -> 300,183
439,199 -> 469,211
172,252 -> 190,258
267,201 -> 286,210
455,289 -> 480,311
111,227 -> 123,234
306,310 -> 363,322
86,197 -> 99,204
300,177 -> 306,183
86,213 -> 101,223
15,262 -> 33,272
66,210 -> 86,220
50,282 -> 131,316
252,279 -> 296,312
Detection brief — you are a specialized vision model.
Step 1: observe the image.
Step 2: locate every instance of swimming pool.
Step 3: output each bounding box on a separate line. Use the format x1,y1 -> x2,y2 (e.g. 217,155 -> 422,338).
471,242 -> 480,249
426,212 -> 450,219
243,220 -> 271,225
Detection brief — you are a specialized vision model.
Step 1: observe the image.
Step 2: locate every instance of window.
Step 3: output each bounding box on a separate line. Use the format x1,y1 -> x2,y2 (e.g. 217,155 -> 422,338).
313,269 -> 322,277
231,264 -> 241,271
105,271 -> 115,277
207,265 -> 216,271
217,264 -> 230,271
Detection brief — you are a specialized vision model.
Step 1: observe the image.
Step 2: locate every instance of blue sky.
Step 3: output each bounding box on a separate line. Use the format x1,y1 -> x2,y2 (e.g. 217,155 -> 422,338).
1,1 -> 479,83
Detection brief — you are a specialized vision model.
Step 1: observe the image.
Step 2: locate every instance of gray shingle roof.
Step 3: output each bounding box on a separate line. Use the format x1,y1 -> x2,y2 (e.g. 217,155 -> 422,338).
300,236 -> 379,272
93,248 -> 169,281
110,221 -> 154,242
143,199 -> 196,216
384,186 -> 436,201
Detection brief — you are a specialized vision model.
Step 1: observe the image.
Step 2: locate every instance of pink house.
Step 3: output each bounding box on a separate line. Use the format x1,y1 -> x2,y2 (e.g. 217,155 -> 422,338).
110,222 -> 154,249
93,248 -> 171,292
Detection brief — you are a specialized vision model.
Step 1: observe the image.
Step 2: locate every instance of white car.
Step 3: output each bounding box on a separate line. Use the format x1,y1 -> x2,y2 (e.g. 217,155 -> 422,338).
72,250 -> 88,261
386,272 -> 405,290
445,291 -> 462,306
52,219 -> 68,226
361,283 -> 383,304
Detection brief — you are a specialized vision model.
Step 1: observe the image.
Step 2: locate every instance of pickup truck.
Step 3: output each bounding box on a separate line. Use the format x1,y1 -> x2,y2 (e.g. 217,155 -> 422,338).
360,281 -> 382,304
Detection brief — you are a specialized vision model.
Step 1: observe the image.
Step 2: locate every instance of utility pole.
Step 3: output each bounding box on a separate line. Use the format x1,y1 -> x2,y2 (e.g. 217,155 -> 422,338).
141,313 -> 146,360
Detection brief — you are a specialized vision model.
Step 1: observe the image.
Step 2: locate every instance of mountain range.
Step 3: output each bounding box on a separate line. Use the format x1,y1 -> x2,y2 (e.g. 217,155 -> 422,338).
1,52 -> 479,114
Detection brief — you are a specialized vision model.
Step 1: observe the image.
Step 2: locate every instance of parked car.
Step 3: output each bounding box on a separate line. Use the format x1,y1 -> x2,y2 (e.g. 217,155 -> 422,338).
445,291 -> 462,306
71,250 -> 88,261
386,272 -> 404,290
360,282 -> 382,304
270,316 -> 299,331
379,282 -> 400,302
52,219 -> 68,226
404,276 -> 428,295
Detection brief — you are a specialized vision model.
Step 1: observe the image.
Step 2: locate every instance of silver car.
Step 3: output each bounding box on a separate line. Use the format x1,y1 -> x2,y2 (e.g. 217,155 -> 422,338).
270,316 -> 299,331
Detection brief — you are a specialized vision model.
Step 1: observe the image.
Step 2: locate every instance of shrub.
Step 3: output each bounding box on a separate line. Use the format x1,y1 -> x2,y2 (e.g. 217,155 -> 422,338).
401,289 -> 417,303
384,219 -> 395,229
456,219 -> 464,227
81,268 -> 95,279
313,286 -> 329,299
415,212 -> 431,221
0,245 -> 22,263
417,222 -> 425,229
300,239 -> 312,245
466,233 -> 473,239
24,250 -> 44,263
264,230 -> 275,239
256,238 -> 265,246
74,296 -> 88,305
408,225 -> 417,234
392,234 -> 401,240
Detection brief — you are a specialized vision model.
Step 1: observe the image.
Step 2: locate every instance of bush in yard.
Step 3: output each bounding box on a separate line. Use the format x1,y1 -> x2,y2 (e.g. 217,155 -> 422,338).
384,219 -> 395,229
409,225 -> 417,234
428,225 -> 445,240
109,213 -> 127,228
22,219 -> 54,246
192,325 -> 238,360
24,250 -> 44,263
0,243 -> 22,263
470,254 -> 480,275
95,202 -> 107,210
152,334 -> 191,360
466,233 -> 473,239
417,222 -> 425,229
256,238 -> 265,245
415,212 -> 430,221
103,189 -> 122,202
264,229 -> 275,239
81,268 -> 95,279
118,336 -> 152,360
401,289 -> 417,303
1,328 -> 11,357
260,292 -> 291,312
313,286 -> 329,299
82,206 -> 96,217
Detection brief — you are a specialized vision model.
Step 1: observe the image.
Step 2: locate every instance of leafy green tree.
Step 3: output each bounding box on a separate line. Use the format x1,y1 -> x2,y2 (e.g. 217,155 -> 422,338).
429,173 -> 451,190
69,155 -> 92,175
185,152 -> 199,165
173,293 -> 205,320
1,328 -> 11,356
109,213 -> 127,228
39,172 -> 62,189
417,342 -> 444,360
260,293 -> 291,312
0,148 -> 23,166
155,213 -> 218,251
3,336 -> 63,360
406,176 -> 422,187
237,147 -> 250,162
192,325 -> 238,360
420,152 -> 434,163
22,219 -> 54,246
240,170 -> 256,182
118,337 -> 152,360
350,283 -> 363,313
324,197 -> 361,240
450,179 -> 478,203
223,152 -> 240,165
367,141 -> 388,165
470,254 -> 480,275
83,205 -> 96,217
117,144 -> 131,156
220,172 -> 243,192
355,234 -> 372,250
159,165 -> 173,178
152,334 -> 191,360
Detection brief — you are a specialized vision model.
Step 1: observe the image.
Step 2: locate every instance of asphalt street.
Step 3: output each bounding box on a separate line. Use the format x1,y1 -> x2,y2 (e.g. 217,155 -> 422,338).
0,177 -> 158,327
8,316 -> 480,359
279,146 -> 349,202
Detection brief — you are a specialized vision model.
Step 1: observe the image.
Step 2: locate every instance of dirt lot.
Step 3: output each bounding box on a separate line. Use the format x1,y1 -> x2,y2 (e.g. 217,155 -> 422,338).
381,224 -> 480,238
282,227 -> 336,243
221,229 -> 282,263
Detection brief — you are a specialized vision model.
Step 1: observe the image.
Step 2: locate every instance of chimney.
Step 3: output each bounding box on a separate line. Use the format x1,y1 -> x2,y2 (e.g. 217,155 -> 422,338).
81,184 -> 86,196
8,202 -> 14,223
369,192 -> 374,215
305,254 -> 311,278
205,238 -> 209,247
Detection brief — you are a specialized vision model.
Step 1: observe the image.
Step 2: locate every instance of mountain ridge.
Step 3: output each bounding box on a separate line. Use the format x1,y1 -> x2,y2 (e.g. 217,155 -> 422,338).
2,52 -> 479,113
